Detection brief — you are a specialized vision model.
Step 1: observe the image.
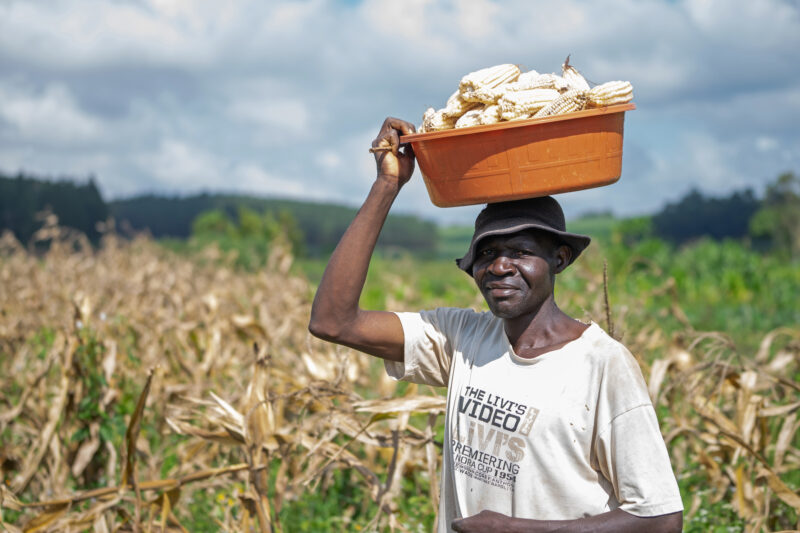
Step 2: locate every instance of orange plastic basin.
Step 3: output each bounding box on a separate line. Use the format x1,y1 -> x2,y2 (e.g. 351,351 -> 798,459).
401,103 -> 635,207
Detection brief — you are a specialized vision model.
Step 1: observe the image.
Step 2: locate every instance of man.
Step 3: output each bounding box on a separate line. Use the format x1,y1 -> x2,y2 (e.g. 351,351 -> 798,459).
308,117 -> 683,532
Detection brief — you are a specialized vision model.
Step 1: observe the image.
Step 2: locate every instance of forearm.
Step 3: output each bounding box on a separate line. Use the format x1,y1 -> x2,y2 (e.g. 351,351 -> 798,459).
516,509 -> 681,533
452,509 -> 683,533
308,176 -> 399,338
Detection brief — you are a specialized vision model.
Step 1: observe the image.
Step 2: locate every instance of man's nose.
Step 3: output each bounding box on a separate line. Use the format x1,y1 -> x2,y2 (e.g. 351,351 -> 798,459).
488,254 -> 513,275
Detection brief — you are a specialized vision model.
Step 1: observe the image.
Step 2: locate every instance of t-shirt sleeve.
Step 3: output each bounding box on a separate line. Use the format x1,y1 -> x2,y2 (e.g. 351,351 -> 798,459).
595,404 -> 684,517
384,308 -> 468,388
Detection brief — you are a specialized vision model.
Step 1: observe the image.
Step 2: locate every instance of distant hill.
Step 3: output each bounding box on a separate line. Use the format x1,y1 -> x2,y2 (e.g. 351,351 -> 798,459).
0,173 -> 108,244
0,173 -> 438,255
4,171 -> 793,257
109,194 -> 438,256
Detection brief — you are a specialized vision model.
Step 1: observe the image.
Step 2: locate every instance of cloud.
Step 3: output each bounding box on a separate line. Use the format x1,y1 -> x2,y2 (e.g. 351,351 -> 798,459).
0,83 -> 103,144
140,139 -> 223,188
315,150 -> 343,171
0,0 -> 798,224
136,138 -> 322,198
227,98 -> 311,137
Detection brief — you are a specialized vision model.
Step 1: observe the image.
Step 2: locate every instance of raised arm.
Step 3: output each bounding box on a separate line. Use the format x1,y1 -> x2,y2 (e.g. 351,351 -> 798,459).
308,117 -> 416,362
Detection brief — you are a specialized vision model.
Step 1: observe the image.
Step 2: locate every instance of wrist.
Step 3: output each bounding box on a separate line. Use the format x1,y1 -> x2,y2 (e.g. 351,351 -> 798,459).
375,174 -> 404,195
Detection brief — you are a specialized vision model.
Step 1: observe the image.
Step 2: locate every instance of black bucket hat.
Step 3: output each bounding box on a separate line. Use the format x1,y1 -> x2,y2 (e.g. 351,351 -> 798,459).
456,196 -> 591,276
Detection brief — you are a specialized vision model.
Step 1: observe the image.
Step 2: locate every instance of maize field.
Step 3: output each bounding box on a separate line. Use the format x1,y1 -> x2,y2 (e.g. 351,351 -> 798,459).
1,218 -> 799,532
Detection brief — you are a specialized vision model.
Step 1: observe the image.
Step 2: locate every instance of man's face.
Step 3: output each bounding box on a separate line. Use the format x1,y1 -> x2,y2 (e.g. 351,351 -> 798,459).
471,230 -> 568,320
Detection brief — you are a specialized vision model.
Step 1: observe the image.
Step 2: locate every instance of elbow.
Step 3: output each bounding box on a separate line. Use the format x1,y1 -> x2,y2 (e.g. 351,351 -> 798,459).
308,319 -> 336,341
308,300 -> 360,344
308,313 -> 346,343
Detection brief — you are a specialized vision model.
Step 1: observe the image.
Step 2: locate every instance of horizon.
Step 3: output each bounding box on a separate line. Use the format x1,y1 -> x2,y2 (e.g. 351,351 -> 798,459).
3,169 -> 769,229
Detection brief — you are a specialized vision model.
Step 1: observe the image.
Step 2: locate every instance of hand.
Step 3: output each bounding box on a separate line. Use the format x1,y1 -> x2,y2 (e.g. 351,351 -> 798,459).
371,117 -> 416,188
452,510 -> 513,533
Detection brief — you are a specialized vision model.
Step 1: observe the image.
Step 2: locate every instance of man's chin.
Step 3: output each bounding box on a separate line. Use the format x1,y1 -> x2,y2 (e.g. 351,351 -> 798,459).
485,300 -> 522,319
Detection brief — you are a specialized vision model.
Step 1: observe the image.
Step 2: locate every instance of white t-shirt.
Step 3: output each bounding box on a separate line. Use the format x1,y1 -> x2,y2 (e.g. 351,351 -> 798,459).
385,308 -> 683,533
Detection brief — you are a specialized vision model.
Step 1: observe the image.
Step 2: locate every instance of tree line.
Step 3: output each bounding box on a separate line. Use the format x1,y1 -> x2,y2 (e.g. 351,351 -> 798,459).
0,172 -> 108,244
0,173 -> 439,256
1,171 -> 797,257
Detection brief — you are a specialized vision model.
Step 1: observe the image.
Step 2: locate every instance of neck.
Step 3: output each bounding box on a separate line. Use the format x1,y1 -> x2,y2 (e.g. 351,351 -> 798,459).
504,298 -> 583,356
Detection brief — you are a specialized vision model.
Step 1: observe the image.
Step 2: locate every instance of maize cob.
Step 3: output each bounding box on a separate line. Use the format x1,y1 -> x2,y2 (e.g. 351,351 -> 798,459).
503,72 -> 567,93
516,69 -> 540,86
533,89 -> 588,117
463,85 -> 507,104
460,64 -> 520,102
420,59 -> 633,131
561,55 -> 590,92
498,88 -> 559,118
587,81 -> 633,107
455,108 -> 484,128
420,107 -> 456,132
502,70 -> 539,92
442,90 -> 480,118
478,104 -> 501,125
504,112 -> 534,122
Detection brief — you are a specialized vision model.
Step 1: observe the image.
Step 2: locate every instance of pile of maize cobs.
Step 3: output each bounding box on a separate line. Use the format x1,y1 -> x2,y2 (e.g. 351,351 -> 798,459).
420,57 -> 633,132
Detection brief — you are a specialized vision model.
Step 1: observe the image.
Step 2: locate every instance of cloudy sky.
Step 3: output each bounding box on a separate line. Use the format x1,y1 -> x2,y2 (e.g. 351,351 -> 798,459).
1,0 -> 798,224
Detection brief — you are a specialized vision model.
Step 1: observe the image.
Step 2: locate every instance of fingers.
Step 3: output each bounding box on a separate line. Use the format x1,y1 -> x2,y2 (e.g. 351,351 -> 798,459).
371,117 -> 417,186
372,117 -> 414,157
381,117 -> 416,136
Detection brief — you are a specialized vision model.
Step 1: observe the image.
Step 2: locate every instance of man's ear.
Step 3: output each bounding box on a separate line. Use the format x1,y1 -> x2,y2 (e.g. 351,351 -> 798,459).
554,244 -> 572,273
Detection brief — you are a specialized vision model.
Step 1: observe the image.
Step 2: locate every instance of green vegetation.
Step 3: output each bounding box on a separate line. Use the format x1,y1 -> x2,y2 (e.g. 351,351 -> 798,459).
749,171 -> 800,257
110,193 -> 439,256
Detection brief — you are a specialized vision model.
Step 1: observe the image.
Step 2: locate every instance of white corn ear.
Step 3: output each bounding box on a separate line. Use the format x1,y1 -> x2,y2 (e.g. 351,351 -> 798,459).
460,64 -> 520,102
561,55 -> 591,92
533,89 -> 588,117
443,91 -> 481,118
462,86 -> 506,104
455,108 -> 484,128
421,107 -> 456,132
587,81 -> 634,107
496,69 -> 539,92
503,112 -> 534,122
478,104 -> 501,125
505,73 -> 572,93
498,88 -> 559,117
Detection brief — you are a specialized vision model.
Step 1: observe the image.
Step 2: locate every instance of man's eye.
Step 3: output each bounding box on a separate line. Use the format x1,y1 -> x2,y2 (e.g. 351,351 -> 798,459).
479,249 -> 494,257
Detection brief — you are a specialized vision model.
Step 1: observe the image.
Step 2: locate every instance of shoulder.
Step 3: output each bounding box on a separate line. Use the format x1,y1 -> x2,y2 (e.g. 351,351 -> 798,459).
412,307 -> 493,325
582,323 -> 639,366
581,323 -> 651,402
396,307 -> 496,338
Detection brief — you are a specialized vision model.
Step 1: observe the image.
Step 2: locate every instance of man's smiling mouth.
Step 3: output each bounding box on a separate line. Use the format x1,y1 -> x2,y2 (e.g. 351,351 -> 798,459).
485,283 -> 520,296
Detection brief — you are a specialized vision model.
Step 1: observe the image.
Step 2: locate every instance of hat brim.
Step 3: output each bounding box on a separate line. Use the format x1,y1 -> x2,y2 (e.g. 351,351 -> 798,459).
456,220 -> 591,276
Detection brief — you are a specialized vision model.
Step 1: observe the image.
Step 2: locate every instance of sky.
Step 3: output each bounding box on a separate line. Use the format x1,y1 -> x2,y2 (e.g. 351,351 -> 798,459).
0,0 -> 798,225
